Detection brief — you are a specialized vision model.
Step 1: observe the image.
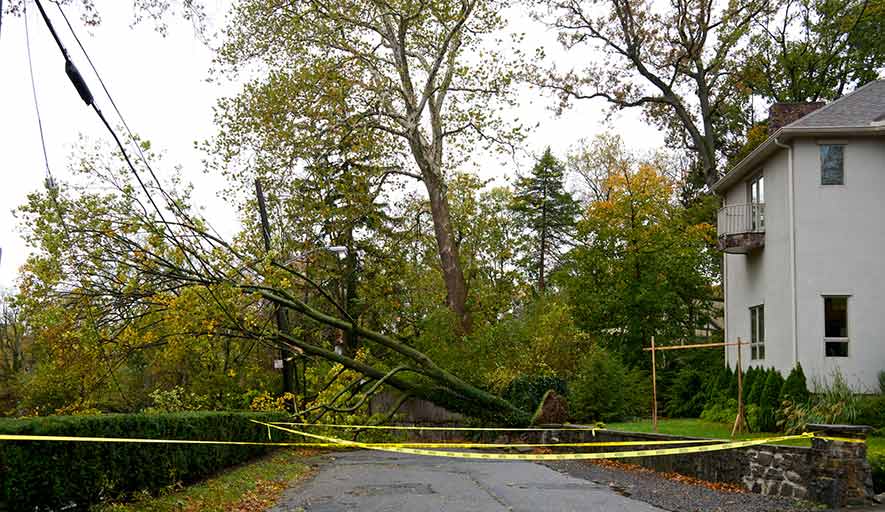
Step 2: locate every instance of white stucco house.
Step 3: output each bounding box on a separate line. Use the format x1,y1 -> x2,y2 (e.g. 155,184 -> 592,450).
714,80 -> 885,391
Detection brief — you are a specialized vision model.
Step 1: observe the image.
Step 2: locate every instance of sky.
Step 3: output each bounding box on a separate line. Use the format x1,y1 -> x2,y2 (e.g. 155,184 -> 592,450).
0,0 -> 664,290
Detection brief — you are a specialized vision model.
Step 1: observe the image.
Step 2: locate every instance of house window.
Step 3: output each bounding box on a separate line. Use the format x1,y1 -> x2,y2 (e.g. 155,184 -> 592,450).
824,296 -> 849,357
750,305 -> 765,360
820,145 -> 845,185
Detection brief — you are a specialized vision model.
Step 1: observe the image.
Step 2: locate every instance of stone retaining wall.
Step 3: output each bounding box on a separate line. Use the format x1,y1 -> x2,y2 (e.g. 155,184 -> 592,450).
397,423 -> 873,508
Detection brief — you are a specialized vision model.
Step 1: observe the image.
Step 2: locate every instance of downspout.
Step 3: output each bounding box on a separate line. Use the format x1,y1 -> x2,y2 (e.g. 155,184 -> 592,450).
775,137 -> 799,365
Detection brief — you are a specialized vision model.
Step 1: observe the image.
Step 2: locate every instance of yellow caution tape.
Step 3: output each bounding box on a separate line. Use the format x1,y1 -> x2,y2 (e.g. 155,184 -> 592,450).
0,434 -> 724,450
253,420 -> 819,461
270,421 -> 598,432
814,435 -> 866,443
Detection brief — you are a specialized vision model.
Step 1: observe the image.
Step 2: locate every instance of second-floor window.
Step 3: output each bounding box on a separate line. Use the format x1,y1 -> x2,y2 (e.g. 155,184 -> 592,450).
750,304 -> 765,360
820,145 -> 845,185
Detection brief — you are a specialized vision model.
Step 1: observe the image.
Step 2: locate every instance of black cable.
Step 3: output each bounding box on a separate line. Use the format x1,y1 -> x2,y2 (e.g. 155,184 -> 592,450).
24,3 -> 53,184
51,0 -> 224,240
32,0 -> 172,229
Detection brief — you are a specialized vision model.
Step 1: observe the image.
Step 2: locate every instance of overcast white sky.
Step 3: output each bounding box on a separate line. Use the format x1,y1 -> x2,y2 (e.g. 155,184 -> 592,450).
0,0 -> 664,290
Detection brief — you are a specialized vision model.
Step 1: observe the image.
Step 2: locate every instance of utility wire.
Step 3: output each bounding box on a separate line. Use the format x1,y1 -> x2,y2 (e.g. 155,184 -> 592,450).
32,0 -> 172,229
23,2 -> 54,186
51,0 -> 224,240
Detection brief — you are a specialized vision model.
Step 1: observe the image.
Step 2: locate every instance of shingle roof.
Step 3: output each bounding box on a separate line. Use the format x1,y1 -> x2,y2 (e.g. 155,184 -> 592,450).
789,80 -> 885,128
712,79 -> 885,193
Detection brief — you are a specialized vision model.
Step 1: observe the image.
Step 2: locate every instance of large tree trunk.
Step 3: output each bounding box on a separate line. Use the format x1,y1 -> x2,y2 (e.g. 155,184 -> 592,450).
408,134 -> 472,334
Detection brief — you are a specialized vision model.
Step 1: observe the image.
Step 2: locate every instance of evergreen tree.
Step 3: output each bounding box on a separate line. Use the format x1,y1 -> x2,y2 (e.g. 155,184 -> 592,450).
742,367 -> 757,403
511,148 -> 579,293
758,369 -> 785,432
747,368 -> 766,406
780,363 -> 810,405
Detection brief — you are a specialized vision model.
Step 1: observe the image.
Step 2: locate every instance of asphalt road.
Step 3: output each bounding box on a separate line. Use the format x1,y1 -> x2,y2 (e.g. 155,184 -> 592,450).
268,450 -> 666,512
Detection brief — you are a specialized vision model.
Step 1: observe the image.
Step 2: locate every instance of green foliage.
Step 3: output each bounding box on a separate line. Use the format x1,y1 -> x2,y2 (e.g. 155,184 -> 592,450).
664,367 -> 707,418
756,369 -> 785,432
561,164 -> 717,367
778,369 -> 860,434
502,375 -> 568,414
146,386 -> 209,413
701,398 -> 738,423
747,368 -> 766,407
568,345 -> 642,422
510,147 -> 579,292
741,0 -> 885,103
871,453 -> 885,494
780,363 -> 810,405
879,370 -> 885,395
855,395 -> 885,436
0,412 -> 286,510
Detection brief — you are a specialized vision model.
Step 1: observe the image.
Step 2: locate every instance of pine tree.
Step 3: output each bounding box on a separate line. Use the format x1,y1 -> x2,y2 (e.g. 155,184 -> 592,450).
511,148 -> 579,293
780,363 -> 810,405
758,369 -> 785,432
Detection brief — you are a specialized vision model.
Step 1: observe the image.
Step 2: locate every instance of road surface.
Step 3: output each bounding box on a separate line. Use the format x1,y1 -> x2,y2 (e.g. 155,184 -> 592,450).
268,450 -> 665,512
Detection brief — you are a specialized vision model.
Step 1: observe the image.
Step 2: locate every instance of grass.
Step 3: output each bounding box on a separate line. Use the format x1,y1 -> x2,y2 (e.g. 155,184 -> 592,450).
608,418 -> 885,454
96,449 -> 315,512
607,418 -> 811,447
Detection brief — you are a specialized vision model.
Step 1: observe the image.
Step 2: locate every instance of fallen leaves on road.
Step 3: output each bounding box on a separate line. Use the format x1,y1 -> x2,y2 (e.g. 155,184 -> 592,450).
590,459 -> 747,494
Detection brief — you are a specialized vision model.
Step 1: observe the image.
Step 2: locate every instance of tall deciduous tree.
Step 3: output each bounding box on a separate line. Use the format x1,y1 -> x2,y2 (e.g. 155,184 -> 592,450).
560,164 -> 716,366
535,0 -> 771,186
741,0 -> 885,102
510,148 -> 578,293
214,0 -> 521,333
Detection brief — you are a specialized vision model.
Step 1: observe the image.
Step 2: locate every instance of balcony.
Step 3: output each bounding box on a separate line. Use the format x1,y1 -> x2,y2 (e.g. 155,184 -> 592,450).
717,203 -> 765,254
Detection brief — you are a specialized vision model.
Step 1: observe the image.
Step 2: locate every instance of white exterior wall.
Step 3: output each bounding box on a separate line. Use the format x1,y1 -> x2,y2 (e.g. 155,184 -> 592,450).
792,137 -> 885,391
724,149 -> 795,375
722,136 -> 885,391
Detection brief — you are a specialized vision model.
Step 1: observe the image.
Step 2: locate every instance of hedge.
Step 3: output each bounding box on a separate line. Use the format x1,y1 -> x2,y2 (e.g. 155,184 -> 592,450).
0,411 -> 287,511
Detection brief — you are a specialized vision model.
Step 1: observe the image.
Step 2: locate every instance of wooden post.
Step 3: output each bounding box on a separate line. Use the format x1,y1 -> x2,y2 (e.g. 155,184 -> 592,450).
255,179 -> 295,397
731,337 -> 747,437
651,335 -> 658,433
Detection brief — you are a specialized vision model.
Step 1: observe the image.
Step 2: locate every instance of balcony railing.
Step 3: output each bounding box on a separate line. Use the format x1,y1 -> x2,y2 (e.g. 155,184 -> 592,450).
717,203 -> 765,254
717,203 -> 765,237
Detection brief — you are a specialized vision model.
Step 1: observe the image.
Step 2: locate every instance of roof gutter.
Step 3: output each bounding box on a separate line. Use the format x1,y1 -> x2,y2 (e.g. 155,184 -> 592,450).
712,124 -> 885,194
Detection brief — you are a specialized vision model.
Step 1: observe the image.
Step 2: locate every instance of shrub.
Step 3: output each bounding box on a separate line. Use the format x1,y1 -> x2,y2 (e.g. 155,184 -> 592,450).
855,395 -> 885,435
701,398 -> 738,423
502,375 -> 568,414
0,411 -> 286,510
871,453 -> 885,494
780,363 -> 810,405
568,345 -> 629,422
778,369 -> 859,434
757,369 -> 785,432
664,367 -> 706,418
146,386 -> 209,412
742,367 -> 757,403
747,369 -> 766,407
879,370 -> 885,395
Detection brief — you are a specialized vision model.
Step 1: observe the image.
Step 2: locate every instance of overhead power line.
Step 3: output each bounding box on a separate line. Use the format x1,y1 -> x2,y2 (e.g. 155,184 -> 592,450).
23,2 -> 54,187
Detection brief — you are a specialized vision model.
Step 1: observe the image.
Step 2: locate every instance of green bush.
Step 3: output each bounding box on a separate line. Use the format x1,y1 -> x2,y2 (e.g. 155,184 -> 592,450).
568,345 -> 631,422
780,363 -> 810,405
871,453 -> 885,494
778,369 -> 859,434
0,411 -> 286,510
664,367 -> 706,418
856,395 -> 885,435
742,367 -> 757,403
502,375 -> 568,414
757,369 -> 785,432
747,368 -> 766,407
701,398 -> 738,423
879,370 -> 885,395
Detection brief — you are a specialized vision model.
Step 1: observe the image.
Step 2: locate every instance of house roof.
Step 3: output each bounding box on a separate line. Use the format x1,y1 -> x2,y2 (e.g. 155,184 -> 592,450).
712,80 -> 885,194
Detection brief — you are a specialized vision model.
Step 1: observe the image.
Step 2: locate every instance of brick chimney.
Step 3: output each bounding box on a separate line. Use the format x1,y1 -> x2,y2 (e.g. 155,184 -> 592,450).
768,102 -> 825,134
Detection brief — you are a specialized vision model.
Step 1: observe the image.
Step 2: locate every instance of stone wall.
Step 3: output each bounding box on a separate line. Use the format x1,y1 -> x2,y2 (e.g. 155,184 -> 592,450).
414,424 -> 874,508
